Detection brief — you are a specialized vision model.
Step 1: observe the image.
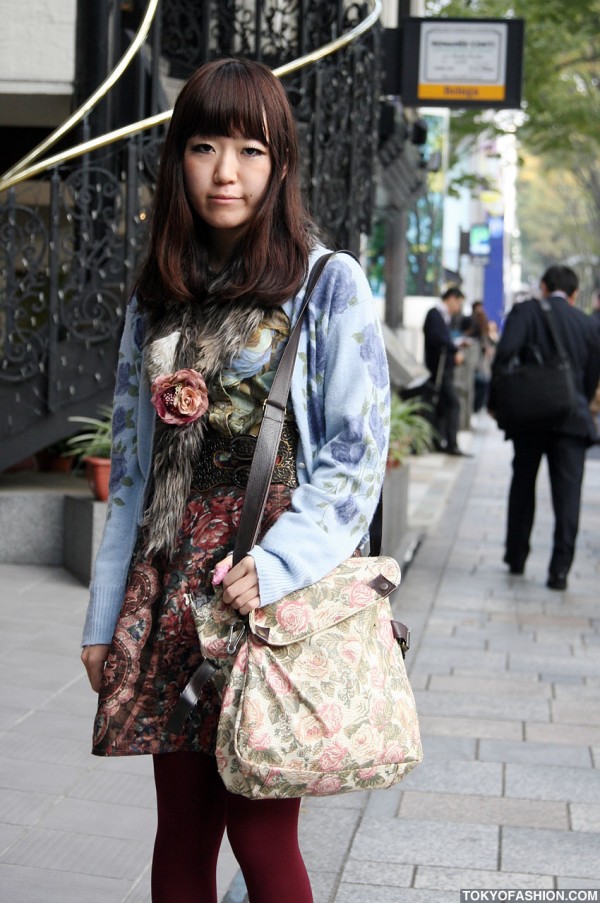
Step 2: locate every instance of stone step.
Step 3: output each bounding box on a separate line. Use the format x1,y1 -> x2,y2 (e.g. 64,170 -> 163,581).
0,471 -> 107,583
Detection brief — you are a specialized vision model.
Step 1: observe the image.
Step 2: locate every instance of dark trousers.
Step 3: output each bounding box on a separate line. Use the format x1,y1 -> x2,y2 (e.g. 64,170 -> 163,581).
505,432 -> 587,576
435,377 -> 461,451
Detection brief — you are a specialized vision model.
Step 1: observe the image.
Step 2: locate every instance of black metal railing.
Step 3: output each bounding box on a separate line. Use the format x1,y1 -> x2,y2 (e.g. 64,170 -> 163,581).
0,0 -> 381,470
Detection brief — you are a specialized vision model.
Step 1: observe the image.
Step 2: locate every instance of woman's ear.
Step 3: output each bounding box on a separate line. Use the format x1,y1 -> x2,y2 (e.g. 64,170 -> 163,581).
281,163 -> 288,180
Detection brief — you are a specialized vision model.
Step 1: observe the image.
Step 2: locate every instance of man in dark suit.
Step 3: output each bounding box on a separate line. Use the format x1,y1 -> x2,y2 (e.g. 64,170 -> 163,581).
490,265 -> 600,590
423,286 -> 471,456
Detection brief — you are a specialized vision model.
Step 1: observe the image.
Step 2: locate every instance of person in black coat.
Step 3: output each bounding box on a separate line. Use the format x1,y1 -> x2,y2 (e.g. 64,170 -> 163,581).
423,286 -> 471,456
489,265 -> 600,590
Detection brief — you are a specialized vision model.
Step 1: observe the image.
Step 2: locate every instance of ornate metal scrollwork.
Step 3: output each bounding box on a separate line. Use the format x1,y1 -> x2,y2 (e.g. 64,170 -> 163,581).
0,0 -> 381,463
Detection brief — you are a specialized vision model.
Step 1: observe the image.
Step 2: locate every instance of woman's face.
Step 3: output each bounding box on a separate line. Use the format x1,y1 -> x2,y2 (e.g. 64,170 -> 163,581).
183,134 -> 272,247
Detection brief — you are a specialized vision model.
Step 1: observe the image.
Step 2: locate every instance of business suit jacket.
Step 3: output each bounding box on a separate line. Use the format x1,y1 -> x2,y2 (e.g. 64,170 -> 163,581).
423,306 -> 457,381
490,295 -> 600,441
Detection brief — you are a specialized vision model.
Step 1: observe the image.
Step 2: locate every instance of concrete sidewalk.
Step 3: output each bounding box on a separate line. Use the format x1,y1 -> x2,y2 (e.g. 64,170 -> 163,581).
1,417 -> 599,901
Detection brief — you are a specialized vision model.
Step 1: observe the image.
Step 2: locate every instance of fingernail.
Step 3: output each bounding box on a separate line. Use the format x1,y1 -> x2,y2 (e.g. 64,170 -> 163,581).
212,562 -> 231,586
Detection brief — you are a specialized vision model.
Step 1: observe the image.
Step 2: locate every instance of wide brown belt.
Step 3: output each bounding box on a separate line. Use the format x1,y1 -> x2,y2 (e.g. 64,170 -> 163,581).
191,422 -> 299,491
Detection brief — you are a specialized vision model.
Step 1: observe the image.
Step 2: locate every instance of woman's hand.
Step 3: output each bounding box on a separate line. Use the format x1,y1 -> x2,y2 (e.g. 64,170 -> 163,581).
215,554 -> 261,616
81,644 -> 110,693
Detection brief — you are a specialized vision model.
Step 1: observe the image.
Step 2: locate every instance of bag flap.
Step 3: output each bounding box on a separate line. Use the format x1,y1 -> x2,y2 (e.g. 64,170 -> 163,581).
249,555 -> 401,647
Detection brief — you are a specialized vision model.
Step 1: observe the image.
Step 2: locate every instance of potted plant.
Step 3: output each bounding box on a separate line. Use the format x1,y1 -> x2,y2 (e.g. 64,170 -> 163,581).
383,393 -> 436,555
64,403 -> 113,501
387,394 -> 436,469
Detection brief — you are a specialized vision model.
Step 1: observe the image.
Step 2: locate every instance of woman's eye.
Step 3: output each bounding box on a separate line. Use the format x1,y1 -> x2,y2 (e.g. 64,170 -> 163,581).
190,142 -> 213,154
242,146 -> 266,157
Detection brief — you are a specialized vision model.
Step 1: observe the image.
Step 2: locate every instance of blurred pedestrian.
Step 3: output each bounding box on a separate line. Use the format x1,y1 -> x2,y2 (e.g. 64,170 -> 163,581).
463,300 -> 496,423
490,265 -> 600,589
423,286 -> 472,456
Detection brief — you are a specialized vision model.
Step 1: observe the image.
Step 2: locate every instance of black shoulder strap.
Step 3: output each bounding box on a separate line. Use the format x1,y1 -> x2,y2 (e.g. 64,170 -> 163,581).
538,298 -> 570,363
232,250 -> 383,564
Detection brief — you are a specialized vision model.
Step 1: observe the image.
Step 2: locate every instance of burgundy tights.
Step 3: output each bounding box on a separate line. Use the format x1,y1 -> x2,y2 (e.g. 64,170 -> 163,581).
151,751 -> 313,903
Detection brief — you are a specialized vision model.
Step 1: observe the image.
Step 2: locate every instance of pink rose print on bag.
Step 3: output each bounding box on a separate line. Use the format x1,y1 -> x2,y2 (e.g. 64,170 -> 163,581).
296,714 -> 322,744
316,702 -> 343,737
265,665 -> 293,696
275,598 -> 311,635
307,775 -> 343,796
348,580 -> 374,608
151,368 -> 209,425
340,640 -> 363,666
380,740 -> 406,764
246,728 -> 272,751
318,743 -> 348,772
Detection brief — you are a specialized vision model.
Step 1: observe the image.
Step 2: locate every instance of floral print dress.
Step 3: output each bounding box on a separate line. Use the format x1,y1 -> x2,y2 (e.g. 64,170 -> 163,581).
92,308 -> 293,757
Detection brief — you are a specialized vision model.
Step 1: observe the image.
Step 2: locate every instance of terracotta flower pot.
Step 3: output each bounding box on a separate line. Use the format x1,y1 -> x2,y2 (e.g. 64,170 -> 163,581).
84,456 -> 111,501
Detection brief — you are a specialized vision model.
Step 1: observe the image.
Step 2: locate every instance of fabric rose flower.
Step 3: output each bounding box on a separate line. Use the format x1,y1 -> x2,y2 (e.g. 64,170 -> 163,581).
151,368 -> 209,426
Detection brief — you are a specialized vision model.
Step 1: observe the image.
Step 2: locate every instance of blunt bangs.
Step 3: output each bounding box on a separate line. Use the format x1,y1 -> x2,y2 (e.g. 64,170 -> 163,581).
176,60 -> 274,152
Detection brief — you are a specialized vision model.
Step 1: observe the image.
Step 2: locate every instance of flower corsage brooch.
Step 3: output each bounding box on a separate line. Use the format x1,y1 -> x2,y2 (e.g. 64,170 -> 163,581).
151,368 -> 209,426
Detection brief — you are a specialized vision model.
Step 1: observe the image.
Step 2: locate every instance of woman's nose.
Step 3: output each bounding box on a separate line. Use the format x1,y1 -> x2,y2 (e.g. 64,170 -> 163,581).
214,151 -> 236,183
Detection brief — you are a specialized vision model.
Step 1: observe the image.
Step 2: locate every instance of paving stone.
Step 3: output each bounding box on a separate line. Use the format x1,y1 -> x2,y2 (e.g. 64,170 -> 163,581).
403,758 -> 502,797
569,803 -> 600,832
419,734 -> 477,761
0,731 -> 92,769
428,675 -> 551,698
307,869 -> 337,903
0,823 -> 26,856
509,651 -> 600,678
0,683 -> 55,710
551,701 -> 600,726
121,869 -> 152,902
0,789 -> 54,826
335,885 -> 457,902
556,877 -> 600,889
0,706 -> 29,730
12,708 -> 94,740
414,649 -> 508,674
341,859 -> 413,887
505,763 -> 600,803
398,791 -> 568,830
525,722 -> 600,746
298,808 -> 360,871
418,634 -> 487,651
0,755 -> 84,796
414,689 -> 549,722
68,769 -> 156,809
37,797 -> 156,842
303,792 -> 368,812
363,787 -> 402,818
502,826 -> 600,878
0,862 -> 132,903
418,715 -> 523,742
350,817 -> 498,870
479,739 -> 593,768
0,827 -> 149,880
414,865 -> 554,890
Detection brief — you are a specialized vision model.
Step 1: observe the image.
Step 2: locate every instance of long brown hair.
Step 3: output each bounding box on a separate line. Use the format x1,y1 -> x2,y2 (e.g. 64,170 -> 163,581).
136,58 -> 316,312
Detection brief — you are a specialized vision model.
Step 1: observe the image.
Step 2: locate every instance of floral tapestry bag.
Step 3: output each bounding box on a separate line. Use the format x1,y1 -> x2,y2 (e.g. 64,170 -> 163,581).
166,253 -> 423,798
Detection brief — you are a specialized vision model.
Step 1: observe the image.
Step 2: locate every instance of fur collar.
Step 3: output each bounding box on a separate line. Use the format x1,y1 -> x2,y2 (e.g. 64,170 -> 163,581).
142,298 -> 267,558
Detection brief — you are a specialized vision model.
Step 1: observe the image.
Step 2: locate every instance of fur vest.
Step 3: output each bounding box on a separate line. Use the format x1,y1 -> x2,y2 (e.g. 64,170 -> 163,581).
142,297 -> 268,557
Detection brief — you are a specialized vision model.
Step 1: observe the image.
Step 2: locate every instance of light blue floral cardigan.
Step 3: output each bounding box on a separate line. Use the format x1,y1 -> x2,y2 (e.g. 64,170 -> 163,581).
82,248 -> 390,646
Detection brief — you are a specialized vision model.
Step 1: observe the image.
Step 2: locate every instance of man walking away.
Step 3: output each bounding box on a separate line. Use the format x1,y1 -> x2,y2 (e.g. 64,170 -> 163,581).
490,265 -> 600,590
423,286 -> 472,457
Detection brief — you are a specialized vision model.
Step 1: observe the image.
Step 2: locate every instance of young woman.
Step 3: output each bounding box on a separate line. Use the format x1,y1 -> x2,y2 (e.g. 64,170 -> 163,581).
81,58 -> 390,903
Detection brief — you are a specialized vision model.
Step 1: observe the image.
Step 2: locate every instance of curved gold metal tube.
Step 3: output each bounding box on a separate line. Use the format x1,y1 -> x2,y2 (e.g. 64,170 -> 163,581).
1,0 -> 160,183
0,0 -> 382,192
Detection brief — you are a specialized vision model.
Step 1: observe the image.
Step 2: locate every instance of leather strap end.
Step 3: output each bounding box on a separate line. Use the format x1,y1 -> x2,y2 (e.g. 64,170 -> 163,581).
391,619 -> 411,658
165,660 -> 219,735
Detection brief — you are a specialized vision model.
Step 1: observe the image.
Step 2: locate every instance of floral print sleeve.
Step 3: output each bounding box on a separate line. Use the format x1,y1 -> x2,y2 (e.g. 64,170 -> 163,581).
250,254 -> 391,607
83,299 -> 148,646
